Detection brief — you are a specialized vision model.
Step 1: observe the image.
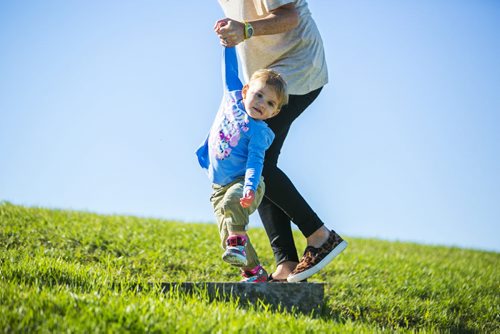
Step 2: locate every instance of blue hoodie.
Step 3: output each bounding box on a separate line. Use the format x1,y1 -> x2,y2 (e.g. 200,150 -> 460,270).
196,47 -> 275,192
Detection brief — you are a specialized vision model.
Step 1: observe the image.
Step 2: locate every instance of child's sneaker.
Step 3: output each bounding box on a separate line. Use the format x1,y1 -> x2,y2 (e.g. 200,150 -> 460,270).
222,235 -> 248,266
241,265 -> 268,283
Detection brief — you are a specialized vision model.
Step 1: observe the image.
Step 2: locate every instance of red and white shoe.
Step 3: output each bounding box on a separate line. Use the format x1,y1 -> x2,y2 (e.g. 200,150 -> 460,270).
222,235 -> 248,267
241,265 -> 268,283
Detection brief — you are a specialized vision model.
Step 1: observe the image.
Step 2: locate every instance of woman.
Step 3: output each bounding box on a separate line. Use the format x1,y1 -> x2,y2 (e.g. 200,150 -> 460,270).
214,0 -> 347,283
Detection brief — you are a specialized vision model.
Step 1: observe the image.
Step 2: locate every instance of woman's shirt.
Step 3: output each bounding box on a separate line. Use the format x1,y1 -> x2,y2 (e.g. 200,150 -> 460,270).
218,0 -> 328,95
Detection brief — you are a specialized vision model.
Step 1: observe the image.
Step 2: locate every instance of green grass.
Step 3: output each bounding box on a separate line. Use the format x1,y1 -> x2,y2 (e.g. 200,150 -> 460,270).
1,201 -> 498,333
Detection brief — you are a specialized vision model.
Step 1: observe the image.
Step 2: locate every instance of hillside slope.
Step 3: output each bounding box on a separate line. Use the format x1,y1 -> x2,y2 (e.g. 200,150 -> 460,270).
1,202 -> 498,333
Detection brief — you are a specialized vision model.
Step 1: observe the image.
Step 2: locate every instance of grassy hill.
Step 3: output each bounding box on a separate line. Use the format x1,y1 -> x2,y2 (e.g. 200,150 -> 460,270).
1,202 -> 498,333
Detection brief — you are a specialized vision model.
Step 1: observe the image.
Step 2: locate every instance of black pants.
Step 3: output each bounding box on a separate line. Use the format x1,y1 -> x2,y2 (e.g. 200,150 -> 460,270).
259,87 -> 324,265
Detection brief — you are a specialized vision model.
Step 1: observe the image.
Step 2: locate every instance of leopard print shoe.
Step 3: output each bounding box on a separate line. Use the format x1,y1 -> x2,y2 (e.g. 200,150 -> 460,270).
287,230 -> 348,283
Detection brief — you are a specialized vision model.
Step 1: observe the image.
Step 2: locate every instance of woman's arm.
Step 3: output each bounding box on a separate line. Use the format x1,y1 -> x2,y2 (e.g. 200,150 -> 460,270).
214,4 -> 299,47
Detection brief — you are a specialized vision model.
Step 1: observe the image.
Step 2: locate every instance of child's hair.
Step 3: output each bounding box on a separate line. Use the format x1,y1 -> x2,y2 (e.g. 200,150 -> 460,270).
249,69 -> 288,110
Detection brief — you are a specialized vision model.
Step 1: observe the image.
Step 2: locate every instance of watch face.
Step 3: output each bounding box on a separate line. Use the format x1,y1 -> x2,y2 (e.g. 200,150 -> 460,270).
246,24 -> 254,39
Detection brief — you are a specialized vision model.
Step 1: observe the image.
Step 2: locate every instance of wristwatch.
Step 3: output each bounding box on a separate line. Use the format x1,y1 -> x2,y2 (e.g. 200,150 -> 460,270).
244,22 -> 254,40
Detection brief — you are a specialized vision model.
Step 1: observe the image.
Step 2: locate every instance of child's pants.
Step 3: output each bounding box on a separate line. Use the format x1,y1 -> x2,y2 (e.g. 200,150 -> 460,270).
210,176 -> 265,269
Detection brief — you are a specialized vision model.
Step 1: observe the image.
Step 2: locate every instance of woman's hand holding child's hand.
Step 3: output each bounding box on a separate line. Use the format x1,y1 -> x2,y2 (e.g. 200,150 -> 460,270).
214,18 -> 245,47
240,189 -> 255,208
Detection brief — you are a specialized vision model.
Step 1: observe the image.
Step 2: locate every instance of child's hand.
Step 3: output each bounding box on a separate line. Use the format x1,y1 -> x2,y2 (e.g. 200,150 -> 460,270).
240,189 -> 255,208
213,19 -> 228,33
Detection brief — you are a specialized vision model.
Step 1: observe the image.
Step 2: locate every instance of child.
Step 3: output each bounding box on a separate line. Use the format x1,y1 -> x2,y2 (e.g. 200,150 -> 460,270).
196,47 -> 288,282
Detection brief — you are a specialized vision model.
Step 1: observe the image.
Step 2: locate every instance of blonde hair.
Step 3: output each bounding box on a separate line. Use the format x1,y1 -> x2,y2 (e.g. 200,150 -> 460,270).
249,69 -> 288,110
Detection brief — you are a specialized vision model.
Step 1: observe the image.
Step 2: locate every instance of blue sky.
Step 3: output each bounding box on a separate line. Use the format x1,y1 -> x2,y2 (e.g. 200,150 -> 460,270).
1,1 -> 499,253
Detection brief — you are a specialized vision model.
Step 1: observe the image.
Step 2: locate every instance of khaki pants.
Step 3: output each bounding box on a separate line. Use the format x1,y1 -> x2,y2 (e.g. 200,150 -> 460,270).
210,176 -> 265,269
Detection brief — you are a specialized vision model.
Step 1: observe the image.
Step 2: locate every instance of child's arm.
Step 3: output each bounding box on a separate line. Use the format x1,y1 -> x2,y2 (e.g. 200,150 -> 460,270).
240,128 -> 275,207
222,47 -> 243,92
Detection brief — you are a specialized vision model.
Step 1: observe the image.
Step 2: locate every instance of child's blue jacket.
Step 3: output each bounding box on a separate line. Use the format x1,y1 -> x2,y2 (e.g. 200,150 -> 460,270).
196,47 -> 274,192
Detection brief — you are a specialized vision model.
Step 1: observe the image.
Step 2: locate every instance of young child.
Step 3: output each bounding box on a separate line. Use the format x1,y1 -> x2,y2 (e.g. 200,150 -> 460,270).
196,47 -> 288,282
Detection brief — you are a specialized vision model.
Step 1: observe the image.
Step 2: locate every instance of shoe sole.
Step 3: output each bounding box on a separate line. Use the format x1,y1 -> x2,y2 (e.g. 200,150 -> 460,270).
287,240 -> 348,283
268,274 -> 308,283
241,278 -> 267,283
222,253 -> 248,267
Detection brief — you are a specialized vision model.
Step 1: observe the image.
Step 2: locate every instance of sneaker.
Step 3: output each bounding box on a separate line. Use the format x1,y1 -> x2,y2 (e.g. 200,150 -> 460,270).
287,230 -> 347,283
222,235 -> 248,267
241,265 -> 268,283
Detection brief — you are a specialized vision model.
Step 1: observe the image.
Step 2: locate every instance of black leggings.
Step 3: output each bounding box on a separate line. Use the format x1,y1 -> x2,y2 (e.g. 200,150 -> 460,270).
258,87 -> 324,265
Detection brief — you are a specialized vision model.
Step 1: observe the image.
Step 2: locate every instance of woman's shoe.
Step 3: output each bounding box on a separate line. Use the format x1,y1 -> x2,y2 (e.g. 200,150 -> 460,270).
287,230 -> 347,282
268,273 -> 307,283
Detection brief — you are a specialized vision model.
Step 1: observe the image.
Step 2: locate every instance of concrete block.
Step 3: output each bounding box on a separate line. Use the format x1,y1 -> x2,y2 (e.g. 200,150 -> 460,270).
157,282 -> 325,314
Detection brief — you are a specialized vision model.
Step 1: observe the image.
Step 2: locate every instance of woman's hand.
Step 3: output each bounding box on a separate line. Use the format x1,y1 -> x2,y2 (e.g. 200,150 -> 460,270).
214,18 -> 245,47
213,3 -> 298,47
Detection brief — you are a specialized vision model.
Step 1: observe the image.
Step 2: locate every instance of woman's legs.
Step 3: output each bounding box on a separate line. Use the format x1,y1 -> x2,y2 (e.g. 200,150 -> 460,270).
258,88 -> 331,278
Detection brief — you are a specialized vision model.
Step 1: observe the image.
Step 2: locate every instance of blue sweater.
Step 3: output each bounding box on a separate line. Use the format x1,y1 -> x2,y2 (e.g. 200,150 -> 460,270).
196,47 -> 274,192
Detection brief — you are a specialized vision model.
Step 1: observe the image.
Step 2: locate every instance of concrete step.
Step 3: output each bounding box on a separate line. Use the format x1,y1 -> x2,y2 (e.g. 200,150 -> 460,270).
157,282 -> 325,314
